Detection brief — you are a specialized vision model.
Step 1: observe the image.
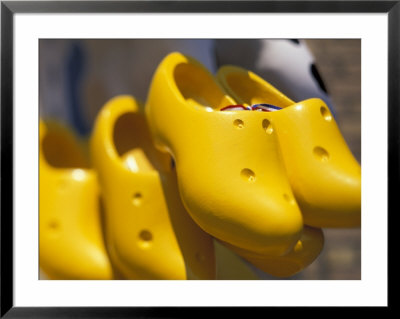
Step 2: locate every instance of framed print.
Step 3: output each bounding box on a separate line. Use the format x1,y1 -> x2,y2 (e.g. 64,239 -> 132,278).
1,0 -> 397,317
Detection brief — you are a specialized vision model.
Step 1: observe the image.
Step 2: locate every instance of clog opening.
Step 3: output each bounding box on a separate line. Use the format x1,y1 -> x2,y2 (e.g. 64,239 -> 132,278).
42,126 -> 89,169
225,72 -> 293,108
113,112 -> 171,172
174,62 -> 232,110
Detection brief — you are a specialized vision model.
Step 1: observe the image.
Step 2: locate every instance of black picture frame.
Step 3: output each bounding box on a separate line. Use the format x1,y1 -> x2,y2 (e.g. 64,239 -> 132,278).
1,1 -> 396,317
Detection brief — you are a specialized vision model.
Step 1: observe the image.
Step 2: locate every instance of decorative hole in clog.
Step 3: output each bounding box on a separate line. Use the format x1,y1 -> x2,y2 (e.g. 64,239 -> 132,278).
313,146 -> 330,162
233,119 -> 244,128
320,106 -> 332,121
262,119 -> 273,134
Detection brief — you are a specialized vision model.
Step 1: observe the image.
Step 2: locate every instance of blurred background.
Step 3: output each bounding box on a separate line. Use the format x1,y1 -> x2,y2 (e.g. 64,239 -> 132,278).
39,39 -> 361,280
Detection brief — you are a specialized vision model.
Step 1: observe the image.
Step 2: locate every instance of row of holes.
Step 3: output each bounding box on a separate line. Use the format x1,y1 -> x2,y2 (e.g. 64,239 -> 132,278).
234,118 -> 273,134
236,105 -> 331,168
234,106 -> 331,130
237,106 -> 332,203
132,193 -> 153,247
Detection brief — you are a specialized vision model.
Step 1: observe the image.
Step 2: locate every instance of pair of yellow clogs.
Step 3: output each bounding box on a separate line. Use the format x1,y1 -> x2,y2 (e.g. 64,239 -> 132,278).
40,98 -> 216,280
40,52 -> 360,280
145,52 -> 360,275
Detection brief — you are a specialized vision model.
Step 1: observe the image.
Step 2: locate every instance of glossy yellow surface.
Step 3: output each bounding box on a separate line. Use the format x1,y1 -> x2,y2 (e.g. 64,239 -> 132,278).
39,120 -> 113,280
217,65 -> 361,228
220,226 -> 324,278
145,52 -> 304,256
90,95 -> 216,279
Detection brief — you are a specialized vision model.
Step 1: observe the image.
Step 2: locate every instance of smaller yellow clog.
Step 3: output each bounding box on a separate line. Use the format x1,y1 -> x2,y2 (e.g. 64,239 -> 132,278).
39,120 -> 113,280
145,52 -> 304,257
90,95 -> 216,280
217,65 -> 361,228
220,226 -> 324,278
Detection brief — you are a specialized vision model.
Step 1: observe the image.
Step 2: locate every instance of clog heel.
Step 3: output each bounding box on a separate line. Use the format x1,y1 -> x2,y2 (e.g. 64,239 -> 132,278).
145,52 -> 303,256
90,95 -> 216,280
217,65 -> 361,228
39,120 -> 113,280
220,226 -> 324,278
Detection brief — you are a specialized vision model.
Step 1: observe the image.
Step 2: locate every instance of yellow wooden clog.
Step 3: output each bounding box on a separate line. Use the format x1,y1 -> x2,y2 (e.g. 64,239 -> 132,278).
219,226 -> 324,278
217,65 -> 361,228
145,52 -> 304,256
90,95 -> 216,280
39,120 -> 113,280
